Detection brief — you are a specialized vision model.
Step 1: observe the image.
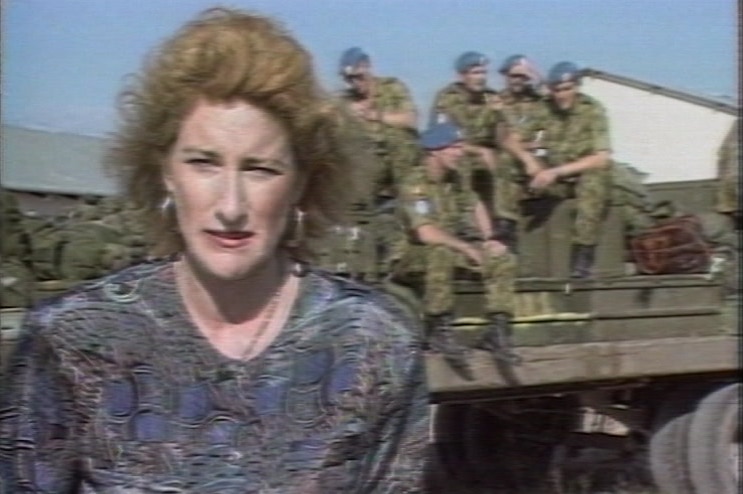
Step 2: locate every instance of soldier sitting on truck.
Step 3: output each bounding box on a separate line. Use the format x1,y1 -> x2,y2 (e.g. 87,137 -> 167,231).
498,61 -> 613,278
715,118 -> 740,230
430,51 -> 506,207
392,120 -> 522,379
337,47 -> 419,205
0,189 -> 35,308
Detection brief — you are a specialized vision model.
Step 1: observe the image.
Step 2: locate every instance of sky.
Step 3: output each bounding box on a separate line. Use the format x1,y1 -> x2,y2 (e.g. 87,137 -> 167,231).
2,0 -> 739,137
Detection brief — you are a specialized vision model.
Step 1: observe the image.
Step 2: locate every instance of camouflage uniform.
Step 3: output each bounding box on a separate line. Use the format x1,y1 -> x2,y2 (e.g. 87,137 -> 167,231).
496,93 -> 613,246
28,198 -> 150,282
497,86 -> 544,129
430,82 -> 506,202
395,165 -> 516,316
339,76 -> 419,201
1,189 -> 35,307
494,87 -> 545,220
715,119 -> 739,215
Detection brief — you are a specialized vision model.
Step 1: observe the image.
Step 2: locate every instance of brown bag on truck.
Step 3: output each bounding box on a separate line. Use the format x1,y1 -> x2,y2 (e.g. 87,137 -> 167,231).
630,215 -> 711,275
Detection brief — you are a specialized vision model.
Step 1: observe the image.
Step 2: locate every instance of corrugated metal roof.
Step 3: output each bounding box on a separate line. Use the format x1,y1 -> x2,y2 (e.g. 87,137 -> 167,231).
583,68 -> 739,114
0,124 -> 117,196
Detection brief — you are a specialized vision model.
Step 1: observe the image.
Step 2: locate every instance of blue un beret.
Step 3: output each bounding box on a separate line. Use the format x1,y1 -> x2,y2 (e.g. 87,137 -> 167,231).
499,54 -> 527,74
547,61 -> 582,85
339,47 -> 370,75
420,121 -> 463,150
454,51 -> 489,73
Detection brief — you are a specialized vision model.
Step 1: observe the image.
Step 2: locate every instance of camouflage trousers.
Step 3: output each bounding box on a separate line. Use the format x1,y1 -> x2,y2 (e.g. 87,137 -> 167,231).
0,258 -> 35,308
716,174 -> 739,214
397,244 -> 517,316
494,157 -> 612,246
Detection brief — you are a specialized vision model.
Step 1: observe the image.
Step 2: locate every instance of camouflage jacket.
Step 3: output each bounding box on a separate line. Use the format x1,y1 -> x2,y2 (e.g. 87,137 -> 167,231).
717,119 -> 740,182
430,82 -> 505,148
716,118 -> 740,213
338,76 -> 418,150
398,165 -> 480,240
0,189 -> 30,260
497,87 -> 544,132
515,93 -> 611,166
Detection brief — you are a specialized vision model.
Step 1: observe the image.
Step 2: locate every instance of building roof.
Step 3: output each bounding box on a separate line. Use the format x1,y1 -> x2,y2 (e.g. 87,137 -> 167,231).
1,124 -> 116,196
583,68 -> 739,114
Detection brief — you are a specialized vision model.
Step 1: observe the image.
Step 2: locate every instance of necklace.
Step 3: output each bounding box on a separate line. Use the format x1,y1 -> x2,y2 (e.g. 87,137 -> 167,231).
175,258 -> 293,361
239,270 -> 291,360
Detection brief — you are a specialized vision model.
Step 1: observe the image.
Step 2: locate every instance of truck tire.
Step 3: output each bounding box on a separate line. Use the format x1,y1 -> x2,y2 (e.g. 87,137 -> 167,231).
649,411 -> 695,494
688,383 -> 740,494
430,403 -> 474,486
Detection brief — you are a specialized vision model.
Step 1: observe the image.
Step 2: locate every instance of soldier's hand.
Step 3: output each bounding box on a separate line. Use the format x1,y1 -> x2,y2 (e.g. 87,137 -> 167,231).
486,93 -> 503,111
360,108 -> 382,122
482,239 -> 508,257
524,159 -> 546,177
529,168 -> 559,190
462,244 -> 484,266
349,101 -> 370,118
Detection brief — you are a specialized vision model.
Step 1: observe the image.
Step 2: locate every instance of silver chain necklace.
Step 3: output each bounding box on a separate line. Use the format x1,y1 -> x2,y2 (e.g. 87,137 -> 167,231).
239,274 -> 289,360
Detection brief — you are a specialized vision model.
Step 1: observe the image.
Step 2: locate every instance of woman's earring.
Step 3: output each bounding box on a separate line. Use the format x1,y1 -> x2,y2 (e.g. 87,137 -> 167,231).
160,195 -> 174,217
287,208 -> 305,248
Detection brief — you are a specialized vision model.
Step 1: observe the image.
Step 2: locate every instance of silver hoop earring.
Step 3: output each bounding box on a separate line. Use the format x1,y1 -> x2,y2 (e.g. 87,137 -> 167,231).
287,208 -> 305,248
160,195 -> 174,216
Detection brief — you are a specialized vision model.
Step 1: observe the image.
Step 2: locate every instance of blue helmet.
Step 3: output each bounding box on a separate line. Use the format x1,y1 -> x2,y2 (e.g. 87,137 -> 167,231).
420,121 -> 463,150
339,47 -> 370,75
454,51 -> 489,73
546,61 -> 582,85
499,54 -> 527,74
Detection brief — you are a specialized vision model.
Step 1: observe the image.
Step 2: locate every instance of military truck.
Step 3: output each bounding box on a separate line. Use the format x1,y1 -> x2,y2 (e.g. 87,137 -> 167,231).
416,183 -> 739,494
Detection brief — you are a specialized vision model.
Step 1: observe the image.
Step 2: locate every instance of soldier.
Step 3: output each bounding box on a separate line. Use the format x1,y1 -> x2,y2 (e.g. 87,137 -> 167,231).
337,47 -> 419,204
430,51 -> 506,201
715,118 -> 740,229
499,61 -> 613,278
0,189 -> 35,307
493,55 -> 547,249
497,54 -> 545,133
395,121 -> 521,379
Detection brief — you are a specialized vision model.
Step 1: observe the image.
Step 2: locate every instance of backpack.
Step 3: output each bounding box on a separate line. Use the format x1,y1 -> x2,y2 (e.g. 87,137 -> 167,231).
629,215 -> 711,275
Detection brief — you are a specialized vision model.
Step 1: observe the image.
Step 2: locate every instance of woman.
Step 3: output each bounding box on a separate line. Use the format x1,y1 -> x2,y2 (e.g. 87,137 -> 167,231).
0,8 -> 429,493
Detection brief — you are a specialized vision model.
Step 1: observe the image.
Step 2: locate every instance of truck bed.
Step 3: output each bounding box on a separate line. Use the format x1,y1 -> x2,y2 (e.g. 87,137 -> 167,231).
427,276 -> 739,402
427,333 -> 739,402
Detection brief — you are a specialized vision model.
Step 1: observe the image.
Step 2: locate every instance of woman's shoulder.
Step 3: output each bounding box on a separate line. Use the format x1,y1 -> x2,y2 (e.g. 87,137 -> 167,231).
305,268 -> 423,342
23,259 -> 171,336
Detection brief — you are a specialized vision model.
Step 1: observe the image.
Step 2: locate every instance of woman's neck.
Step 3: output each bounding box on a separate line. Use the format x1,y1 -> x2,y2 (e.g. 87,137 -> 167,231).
175,254 -> 290,328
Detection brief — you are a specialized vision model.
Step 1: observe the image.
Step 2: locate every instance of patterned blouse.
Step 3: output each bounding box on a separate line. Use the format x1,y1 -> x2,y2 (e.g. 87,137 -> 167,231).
0,260 -> 429,493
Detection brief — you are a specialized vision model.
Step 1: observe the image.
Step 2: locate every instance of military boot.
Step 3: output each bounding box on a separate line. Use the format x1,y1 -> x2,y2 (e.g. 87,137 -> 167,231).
494,219 -> 518,254
570,244 -> 596,279
426,313 -> 474,381
477,312 -> 522,365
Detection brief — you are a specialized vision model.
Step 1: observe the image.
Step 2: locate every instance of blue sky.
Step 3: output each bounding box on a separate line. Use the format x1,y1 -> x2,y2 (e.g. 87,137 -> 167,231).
2,0 -> 738,137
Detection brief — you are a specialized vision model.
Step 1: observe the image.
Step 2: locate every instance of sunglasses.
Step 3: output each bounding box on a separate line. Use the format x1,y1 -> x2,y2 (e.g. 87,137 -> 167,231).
507,73 -> 529,81
551,84 -> 577,93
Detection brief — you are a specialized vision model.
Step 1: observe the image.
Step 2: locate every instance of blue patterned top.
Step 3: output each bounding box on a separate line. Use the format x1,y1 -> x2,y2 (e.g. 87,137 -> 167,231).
0,259 -> 429,493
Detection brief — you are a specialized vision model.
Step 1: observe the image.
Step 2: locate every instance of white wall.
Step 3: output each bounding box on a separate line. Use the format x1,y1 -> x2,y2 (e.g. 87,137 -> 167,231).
581,77 -> 737,183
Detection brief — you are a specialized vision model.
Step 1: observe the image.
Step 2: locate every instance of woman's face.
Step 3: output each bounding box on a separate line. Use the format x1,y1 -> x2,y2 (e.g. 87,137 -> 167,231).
164,99 -> 302,281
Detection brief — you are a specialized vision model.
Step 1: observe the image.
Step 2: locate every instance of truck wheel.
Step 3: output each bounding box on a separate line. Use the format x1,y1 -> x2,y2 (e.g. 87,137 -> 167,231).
648,386 -> 717,494
649,411 -> 695,494
688,383 -> 740,494
462,404 -> 558,491
430,404 -> 475,486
